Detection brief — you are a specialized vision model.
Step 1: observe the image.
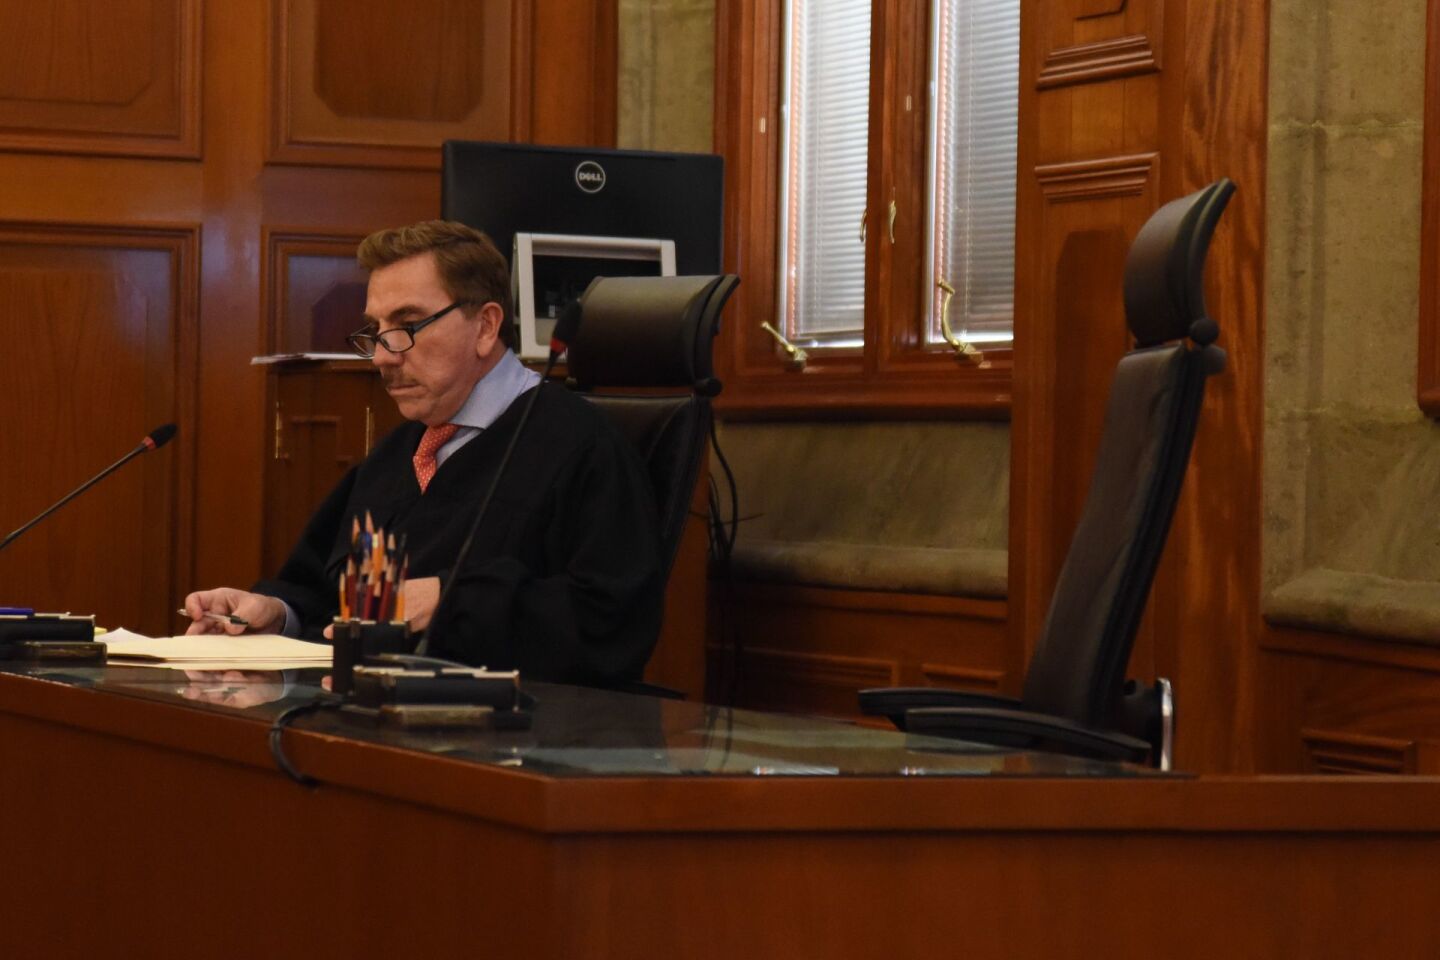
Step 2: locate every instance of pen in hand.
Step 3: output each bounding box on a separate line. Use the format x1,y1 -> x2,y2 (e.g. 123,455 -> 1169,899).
177,608 -> 250,628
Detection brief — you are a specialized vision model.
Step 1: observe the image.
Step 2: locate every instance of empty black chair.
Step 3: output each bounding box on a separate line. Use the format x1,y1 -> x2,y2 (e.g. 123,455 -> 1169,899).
858,179 -> 1235,767
568,274 -> 738,584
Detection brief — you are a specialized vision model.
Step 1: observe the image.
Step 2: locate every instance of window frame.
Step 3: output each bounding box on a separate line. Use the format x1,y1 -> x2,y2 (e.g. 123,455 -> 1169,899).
714,0 -> 1014,419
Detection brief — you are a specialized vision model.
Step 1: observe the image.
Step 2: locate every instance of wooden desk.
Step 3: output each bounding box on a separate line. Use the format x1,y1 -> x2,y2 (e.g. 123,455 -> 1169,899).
1,667 -> 1438,959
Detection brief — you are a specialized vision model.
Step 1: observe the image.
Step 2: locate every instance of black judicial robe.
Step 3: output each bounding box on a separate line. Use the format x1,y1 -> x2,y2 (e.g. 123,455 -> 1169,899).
253,384 -> 664,687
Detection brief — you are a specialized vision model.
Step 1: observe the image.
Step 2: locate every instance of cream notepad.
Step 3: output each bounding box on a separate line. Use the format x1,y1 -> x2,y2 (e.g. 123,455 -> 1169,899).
101,628 -> 333,665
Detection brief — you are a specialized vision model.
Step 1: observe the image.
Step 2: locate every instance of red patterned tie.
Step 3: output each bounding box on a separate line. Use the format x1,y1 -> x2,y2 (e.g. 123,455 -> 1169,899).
413,423 -> 459,493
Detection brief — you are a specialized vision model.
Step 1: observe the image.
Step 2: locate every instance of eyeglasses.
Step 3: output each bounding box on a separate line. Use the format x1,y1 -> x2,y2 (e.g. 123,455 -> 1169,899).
346,301 -> 466,358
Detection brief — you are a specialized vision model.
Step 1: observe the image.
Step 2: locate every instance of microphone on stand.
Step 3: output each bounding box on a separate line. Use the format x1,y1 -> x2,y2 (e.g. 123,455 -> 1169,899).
0,423 -> 178,554
414,298 -> 584,657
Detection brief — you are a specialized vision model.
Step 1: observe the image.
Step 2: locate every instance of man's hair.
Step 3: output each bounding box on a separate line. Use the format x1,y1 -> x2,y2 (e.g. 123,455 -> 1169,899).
357,219 -> 514,349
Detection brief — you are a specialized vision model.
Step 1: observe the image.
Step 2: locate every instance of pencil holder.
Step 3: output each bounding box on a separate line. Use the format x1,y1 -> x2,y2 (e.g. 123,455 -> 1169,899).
331,619 -> 412,696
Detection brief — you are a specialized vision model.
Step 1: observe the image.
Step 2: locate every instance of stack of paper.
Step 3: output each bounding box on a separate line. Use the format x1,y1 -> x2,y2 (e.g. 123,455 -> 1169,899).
101,628 -> 332,671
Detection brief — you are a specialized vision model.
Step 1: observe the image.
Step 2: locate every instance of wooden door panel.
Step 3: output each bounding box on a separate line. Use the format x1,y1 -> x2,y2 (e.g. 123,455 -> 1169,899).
1035,0 -> 1163,89
263,229 -> 369,354
0,225 -> 197,635
270,0 -> 516,168
269,0 -> 618,168
0,0 -> 200,157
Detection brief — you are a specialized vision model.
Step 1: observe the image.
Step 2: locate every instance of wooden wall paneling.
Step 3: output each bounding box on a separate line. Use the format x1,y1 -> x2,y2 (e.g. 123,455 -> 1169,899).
270,0 -> 617,169
0,222 -> 198,637
734,647 -> 900,720
713,583 -> 1009,720
0,0 -> 201,159
525,0 -> 619,148
1013,0 -> 1265,772
190,0 -> 274,595
1010,154 -> 1160,673
269,0 -> 519,168
1152,0 -> 1268,773
1417,0 -> 1440,415
1258,628 -> 1440,774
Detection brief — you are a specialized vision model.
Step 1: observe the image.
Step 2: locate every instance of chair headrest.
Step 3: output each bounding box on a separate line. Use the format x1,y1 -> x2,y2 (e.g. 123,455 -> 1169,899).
1122,178 -> 1235,347
569,275 -> 739,395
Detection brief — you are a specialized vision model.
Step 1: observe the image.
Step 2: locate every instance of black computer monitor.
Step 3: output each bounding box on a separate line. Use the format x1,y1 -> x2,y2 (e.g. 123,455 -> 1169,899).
442,140 -> 723,271
441,140 -> 724,356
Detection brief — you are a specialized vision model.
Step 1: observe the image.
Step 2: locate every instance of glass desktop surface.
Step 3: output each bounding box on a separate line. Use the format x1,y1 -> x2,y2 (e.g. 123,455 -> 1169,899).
4,663 -> 1169,779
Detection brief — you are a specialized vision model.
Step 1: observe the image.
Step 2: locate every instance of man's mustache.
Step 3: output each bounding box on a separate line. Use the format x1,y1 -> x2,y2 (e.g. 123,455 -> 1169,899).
382,375 -> 418,389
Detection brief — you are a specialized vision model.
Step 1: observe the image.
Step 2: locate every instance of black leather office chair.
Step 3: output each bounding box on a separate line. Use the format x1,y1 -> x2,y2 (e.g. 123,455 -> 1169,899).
567,274 -> 738,584
858,179 -> 1235,768
567,275 -> 738,699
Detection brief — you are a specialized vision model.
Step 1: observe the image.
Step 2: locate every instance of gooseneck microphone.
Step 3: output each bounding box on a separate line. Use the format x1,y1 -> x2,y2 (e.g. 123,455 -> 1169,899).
0,423 -> 178,554
416,301 -> 582,656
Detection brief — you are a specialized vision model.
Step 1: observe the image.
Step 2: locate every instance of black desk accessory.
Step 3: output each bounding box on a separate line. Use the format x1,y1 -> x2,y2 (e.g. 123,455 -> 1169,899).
345,655 -> 531,730
330,618 -> 532,729
0,614 -> 105,663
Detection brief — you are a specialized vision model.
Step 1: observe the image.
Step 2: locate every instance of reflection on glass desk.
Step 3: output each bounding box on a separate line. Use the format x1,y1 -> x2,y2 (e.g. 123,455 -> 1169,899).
5,663 -> 1170,780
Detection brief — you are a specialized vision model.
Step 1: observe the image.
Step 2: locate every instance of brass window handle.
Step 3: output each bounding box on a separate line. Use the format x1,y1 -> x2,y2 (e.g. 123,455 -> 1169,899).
760,321 -> 809,369
937,279 -> 984,364
859,206 -> 867,244
887,200 -> 897,244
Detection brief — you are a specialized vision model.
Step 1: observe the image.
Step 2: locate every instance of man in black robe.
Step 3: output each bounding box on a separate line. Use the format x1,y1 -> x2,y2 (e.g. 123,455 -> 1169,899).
182,221 -> 663,687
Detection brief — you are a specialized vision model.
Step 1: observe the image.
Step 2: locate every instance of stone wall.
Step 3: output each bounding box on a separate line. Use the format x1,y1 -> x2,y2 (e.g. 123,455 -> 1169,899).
617,0 -> 715,152
1264,0 -> 1440,641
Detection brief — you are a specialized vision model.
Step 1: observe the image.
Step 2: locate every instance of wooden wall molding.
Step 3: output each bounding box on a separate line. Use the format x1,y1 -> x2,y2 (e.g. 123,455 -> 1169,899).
0,220 -> 198,636
1035,153 -> 1159,203
1035,0 -> 1161,89
730,645 -> 899,718
742,648 -> 899,689
1258,628 -> 1440,772
714,580 -> 1010,716
1300,728 -> 1418,775
0,0 -> 201,159
1262,623 -> 1440,675
921,664 -> 1005,691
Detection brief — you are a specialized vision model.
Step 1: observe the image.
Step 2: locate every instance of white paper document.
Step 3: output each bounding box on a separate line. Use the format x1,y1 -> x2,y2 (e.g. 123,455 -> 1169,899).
101,628 -> 332,666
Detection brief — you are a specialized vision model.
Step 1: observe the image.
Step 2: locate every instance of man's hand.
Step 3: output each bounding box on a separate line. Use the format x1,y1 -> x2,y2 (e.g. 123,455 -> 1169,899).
401,576 -> 441,631
182,588 -> 287,635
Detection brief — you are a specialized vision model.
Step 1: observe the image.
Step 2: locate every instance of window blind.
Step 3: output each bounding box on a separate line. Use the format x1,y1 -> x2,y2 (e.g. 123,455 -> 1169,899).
927,0 -> 1020,346
779,0 -> 872,346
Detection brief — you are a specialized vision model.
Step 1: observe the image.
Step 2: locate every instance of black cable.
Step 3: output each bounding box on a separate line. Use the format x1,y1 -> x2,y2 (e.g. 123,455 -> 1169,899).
268,696 -> 341,787
703,418 -> 748,705
707,417 -> 740,567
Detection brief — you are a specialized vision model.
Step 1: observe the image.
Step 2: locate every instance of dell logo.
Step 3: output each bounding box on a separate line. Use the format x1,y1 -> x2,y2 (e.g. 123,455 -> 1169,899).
574,160 -> 607,193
